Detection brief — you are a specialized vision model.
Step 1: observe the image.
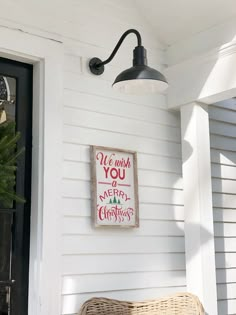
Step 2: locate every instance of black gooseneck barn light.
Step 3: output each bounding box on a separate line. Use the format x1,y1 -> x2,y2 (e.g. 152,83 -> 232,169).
89,29 -> 168,94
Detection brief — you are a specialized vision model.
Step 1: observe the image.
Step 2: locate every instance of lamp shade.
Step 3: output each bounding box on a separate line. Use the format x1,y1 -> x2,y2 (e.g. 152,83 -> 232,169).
89,30 -> 169,95
112,65 -> 168,94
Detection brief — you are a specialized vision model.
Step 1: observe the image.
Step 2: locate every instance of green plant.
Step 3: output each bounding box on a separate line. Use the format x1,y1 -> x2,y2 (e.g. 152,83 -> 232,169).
0,121 -> 25,208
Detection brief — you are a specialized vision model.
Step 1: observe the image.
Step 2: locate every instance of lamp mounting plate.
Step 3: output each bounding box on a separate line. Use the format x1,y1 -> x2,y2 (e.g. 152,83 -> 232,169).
89,58 -> 104,75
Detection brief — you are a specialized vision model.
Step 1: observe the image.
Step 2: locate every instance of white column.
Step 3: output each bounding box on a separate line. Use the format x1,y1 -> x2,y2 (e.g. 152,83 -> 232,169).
181,102 -> 217,315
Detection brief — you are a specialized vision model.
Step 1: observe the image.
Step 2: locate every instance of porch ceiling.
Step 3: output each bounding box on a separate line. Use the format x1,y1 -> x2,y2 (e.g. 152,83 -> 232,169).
135,0 -> 236,46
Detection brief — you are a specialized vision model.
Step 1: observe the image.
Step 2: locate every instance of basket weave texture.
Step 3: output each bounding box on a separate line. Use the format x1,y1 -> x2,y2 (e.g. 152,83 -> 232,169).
78,292 -> 205,315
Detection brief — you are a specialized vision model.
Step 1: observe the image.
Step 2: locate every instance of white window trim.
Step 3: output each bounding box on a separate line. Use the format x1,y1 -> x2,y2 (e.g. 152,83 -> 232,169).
0,27 -> 63,315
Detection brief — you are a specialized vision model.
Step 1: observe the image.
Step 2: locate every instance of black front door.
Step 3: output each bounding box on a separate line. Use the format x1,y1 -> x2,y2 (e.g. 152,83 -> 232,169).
0,58 -> 32,315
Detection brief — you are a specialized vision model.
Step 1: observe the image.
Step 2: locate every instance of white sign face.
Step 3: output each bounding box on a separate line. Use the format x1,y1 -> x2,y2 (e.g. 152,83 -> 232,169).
91,146 -> 139,227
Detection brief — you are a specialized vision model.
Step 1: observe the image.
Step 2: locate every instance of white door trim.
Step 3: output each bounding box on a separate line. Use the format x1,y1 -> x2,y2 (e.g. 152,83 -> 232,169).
0,27 -> 63,315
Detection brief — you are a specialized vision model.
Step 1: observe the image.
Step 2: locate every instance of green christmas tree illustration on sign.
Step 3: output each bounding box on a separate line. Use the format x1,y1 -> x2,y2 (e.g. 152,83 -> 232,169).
108,196 -> 121,204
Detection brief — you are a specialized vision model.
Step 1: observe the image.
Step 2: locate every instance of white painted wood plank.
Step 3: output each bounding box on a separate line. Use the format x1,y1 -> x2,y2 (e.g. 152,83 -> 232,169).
214,208 -> 236,222
62,179 -> 183,204
62,235 -> 185,255
63,144 -> 182,174
61,286 -> 187,315
63,125 -> 182,158
213,193 -> 236,208
218,299 -> 236,315
216,253 -> 236,268
64,54 -> 82,75
214,222 -> 236,237
62,197 -> 90,217
212,99 -> 236,111
210,134 -> 236,152
62,270 -> 186,295
211,149 -> 236,166
136,204 -> 184,221
63,89 -> 180,127
62,198 -> 184,220
61,179 -> 91,199
210,120 -> 236,139
64,72 -> 166,108
63,144 -> 90,163
216,268 -> 236,284
211,100 -> 236,312
209,107 -> 236,125
139,186 -> 183,205
138,154 -> 182,174
63,107 -> 180,143
63,161 -> 90,181
62,217 -> 184,236
63,126 -> 181,158
125,169 -> 183,189
63,161 -> 183,189
211,164 -> 236,180
62,253 -> 185,274
217,283 -> 236,300
212,178 -> 236,194
215,237 -> 236,252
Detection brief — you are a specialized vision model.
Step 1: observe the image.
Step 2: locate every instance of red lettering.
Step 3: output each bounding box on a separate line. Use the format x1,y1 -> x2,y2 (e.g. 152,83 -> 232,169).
97,205 -> 135,223
119,169 -> 125,180
103,166 -> 109,178
96,152 -> 104,165
103,167 -> 126,180
96,152 -> 115,166
97,152 -> 131,169
110,168 -> 118,179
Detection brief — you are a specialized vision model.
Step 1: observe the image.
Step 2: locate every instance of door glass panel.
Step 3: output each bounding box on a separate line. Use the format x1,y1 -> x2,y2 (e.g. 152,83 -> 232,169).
0,76 -> 16,121
0,213 -> 12,315
0,75 -> 16,315
0,213 -> 12,280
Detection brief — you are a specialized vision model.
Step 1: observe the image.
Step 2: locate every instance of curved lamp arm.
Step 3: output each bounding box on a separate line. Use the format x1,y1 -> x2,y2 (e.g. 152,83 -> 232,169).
89,29 -> 142,75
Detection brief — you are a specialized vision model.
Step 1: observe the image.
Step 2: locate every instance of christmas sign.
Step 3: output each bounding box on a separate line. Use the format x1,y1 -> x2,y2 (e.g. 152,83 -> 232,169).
91,146 -> 139,227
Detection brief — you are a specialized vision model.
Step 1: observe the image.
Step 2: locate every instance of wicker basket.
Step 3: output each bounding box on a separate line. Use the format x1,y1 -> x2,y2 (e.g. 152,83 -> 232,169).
78,292 -> 205,315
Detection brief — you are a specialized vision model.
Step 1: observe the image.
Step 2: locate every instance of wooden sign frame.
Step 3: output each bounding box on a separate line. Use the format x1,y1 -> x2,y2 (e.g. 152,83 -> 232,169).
91,146 -> 139,227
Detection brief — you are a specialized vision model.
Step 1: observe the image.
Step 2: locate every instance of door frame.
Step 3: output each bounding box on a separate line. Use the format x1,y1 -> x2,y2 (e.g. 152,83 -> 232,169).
0,27 -> 63,315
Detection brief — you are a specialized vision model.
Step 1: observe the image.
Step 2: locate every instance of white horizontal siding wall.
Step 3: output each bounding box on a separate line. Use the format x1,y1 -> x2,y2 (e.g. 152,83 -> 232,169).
210,99 -> 236,315
0,1 -> 185,314
61,3 -> 185,315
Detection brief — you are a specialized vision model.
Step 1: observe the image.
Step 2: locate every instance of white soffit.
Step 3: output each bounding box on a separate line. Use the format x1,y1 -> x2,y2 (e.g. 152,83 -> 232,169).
135,0 -> 236,45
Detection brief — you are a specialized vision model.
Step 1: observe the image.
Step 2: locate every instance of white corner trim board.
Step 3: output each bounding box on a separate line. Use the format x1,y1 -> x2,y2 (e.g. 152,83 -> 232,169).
166,40 -> 236,109
0,27 -> 63,315
181,103 -> 218,315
